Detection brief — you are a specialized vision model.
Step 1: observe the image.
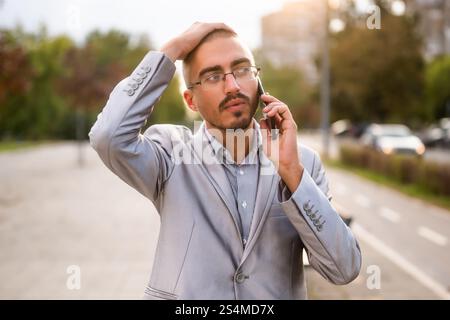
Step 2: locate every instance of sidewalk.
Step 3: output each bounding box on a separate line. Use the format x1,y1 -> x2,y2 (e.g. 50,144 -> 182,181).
0,143 -> 159,299
0,142 -> 440,299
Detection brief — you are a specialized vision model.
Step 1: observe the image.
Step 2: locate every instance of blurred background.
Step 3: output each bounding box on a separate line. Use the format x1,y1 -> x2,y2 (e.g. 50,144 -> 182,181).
0,0 -> 449,299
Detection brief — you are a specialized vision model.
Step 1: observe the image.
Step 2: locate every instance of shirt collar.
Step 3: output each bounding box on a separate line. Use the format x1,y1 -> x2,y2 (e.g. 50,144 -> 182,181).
203,118 -> 262,165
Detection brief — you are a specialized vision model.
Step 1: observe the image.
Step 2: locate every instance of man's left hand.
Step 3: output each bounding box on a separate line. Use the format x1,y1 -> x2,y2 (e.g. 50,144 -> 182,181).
259,94 -> 304,193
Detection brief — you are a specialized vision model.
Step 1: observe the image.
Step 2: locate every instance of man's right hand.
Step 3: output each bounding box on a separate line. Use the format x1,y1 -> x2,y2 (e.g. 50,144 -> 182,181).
160,22 -> 236,62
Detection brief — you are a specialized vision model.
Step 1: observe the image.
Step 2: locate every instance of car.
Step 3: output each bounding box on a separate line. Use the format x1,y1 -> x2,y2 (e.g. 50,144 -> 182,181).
360,124 -> 426,156
420,118 -> 450,149
331,119 -> 352,136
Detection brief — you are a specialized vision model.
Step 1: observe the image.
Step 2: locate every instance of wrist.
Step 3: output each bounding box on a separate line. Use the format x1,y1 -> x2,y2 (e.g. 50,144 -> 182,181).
279,163 -> 304,193
160,39 -> 182,63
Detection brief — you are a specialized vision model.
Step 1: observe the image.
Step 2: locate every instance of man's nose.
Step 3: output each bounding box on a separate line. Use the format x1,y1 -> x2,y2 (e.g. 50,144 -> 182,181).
223,73 -> 240,95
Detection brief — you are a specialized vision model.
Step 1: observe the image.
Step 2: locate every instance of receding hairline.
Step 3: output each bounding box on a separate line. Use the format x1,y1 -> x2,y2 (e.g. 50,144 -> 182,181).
182,29 -> 244,86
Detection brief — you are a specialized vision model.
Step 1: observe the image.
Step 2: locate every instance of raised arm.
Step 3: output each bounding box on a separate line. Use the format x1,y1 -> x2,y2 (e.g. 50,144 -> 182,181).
89,22 -> 236,204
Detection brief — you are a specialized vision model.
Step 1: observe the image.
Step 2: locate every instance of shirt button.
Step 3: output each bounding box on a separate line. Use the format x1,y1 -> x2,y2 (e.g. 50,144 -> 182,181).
243,238 -> 247,245
242,201 -> 247,208
239,169 -> 244,175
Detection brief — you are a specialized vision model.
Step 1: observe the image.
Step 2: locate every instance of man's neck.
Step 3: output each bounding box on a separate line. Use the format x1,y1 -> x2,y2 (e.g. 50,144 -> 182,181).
205,121 -> 255,164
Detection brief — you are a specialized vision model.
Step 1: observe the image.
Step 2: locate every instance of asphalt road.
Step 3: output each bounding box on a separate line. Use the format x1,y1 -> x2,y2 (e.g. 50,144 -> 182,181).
300,132 -> 450,299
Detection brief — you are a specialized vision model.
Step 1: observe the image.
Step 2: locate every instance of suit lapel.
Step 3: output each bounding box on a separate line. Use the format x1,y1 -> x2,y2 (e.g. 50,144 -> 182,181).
191,124 -> 243,240
241,149 -> 279,263
190,121 -> 281,262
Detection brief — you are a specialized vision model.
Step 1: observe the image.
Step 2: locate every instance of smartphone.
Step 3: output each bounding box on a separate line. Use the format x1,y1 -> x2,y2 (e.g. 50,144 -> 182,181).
257,78 -> 278,139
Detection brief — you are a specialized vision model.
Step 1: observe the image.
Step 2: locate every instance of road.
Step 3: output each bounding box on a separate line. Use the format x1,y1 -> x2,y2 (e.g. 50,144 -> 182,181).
300,132 -> 450,299
300,130 -> 450,164
0,142 -> 449,299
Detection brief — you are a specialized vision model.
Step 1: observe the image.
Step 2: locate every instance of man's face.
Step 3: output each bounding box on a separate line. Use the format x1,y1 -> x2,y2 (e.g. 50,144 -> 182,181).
184,36 -> 259,131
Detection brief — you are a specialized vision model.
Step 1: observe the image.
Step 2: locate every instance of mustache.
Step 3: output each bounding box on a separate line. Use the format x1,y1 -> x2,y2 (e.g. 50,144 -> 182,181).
219,93 -> 251,111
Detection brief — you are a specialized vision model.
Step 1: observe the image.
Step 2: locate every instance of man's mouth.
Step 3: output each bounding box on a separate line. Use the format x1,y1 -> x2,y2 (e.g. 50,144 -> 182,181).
224,99 -> 246,111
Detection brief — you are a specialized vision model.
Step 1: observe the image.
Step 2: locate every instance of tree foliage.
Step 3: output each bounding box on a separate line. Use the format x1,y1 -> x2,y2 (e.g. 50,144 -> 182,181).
425,55 -> 450,120
0,27 -> 186,140
330,3 -> 425,127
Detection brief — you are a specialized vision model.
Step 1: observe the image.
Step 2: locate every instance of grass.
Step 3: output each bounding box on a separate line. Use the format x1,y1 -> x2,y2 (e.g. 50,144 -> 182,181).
0,140 -> 51,153
324,158 -> 450,212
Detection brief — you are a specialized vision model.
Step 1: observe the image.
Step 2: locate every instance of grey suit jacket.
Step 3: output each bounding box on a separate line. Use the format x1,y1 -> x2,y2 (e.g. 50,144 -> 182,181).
89,51 -> 361,300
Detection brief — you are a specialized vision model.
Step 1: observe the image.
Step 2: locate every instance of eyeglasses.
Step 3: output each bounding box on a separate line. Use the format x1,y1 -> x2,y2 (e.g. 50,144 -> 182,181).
187,66 -> 260,91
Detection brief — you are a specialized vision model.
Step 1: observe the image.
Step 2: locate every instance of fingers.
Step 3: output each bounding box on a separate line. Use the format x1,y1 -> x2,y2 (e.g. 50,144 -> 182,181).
179,22 -> 237,60
213,22 -> 236,34
260,93 -> 280,104
196,22 -> 236,36
262,102 -> 293,121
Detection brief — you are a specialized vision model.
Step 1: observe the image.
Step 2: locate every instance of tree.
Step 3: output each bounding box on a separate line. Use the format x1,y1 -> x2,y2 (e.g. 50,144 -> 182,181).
254,49 -> 318,128
425,55 -> 450,120
0,27 -> 187,141
147,75 -> 186,127
329,3 -> 425,127
0,29 -> 34,138
0,26 -> 74,139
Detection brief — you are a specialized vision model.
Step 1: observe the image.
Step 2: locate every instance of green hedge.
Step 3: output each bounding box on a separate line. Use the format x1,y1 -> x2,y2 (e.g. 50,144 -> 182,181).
339,144 -> 450,196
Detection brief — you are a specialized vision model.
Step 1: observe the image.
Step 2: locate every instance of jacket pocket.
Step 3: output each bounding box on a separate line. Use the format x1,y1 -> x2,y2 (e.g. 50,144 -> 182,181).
144,285 -> 178,300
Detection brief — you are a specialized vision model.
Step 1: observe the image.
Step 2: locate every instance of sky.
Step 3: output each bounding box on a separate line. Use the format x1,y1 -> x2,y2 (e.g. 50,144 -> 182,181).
0,0 -> 289,50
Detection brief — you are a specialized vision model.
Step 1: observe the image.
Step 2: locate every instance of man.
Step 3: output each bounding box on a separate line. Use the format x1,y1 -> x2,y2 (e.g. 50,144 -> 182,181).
89,22 -> 361,300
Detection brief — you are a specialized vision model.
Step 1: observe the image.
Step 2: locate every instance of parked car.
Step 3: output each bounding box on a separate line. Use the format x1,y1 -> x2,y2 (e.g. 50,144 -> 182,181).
331,120 -> 370,139
331,119 -> 352,136
360,124 -> 426,156
419,118 -> 450,149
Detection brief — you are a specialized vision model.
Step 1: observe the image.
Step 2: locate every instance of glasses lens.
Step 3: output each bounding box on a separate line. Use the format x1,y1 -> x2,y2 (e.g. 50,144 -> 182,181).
200,67 -> 259,91
235,66 -> 258,84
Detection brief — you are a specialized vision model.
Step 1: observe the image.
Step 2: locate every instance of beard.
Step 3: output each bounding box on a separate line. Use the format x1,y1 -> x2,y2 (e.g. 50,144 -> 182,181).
215,92 -> 259,130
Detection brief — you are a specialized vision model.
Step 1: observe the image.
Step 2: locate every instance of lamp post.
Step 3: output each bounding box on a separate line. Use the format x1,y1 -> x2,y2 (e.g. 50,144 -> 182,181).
320,0 -> 331,159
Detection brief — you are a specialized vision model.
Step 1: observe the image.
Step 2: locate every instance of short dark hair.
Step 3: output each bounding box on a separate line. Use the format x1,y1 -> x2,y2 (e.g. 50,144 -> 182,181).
182,29 -> 237,87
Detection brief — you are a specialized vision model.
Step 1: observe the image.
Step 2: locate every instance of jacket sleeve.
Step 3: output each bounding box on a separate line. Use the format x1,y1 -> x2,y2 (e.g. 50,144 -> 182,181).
88,51 -> 178,205
278,150 -> 362,285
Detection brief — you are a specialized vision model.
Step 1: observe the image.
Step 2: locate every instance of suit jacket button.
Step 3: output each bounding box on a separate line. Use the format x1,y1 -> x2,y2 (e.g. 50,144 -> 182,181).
127,89 -> 134,96
303,202 -> 311,211
138,72 -> 147,79
235,272 -> 247,284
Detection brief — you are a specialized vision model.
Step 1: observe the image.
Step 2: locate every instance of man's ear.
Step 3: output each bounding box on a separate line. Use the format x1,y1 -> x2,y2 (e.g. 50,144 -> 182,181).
183,89 -> 198,112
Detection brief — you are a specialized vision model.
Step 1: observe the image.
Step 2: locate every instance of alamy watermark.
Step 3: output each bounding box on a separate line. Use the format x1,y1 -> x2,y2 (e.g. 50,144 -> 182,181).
166,120 -> 280,176
66,264 -> 81,290
366,5 -> 381,30
366,265 -> 381,290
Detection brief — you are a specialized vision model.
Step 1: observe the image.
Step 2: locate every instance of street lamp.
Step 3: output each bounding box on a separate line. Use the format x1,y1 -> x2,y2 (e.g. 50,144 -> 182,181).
320,0 -> 331,159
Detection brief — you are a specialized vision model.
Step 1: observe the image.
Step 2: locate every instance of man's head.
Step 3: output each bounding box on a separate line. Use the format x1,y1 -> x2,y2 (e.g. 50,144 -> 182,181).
182,30 -> 259,131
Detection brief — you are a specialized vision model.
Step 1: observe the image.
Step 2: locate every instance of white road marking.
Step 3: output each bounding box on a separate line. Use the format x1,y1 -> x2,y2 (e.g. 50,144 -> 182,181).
418,226 -> 448,247
379,207 -> 401,223
336,202 -> 450,300
355,194 -> 371,208
353,222 -> 450,299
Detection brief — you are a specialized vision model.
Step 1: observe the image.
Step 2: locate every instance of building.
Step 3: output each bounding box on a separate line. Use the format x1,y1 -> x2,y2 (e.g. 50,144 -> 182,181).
261,0 -> 326,84
405,0 -> 450,60
261,0 -> 450,84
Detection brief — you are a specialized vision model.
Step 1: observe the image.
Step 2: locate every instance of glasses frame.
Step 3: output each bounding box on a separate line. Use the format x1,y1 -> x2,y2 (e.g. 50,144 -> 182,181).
187,66 -> 261,90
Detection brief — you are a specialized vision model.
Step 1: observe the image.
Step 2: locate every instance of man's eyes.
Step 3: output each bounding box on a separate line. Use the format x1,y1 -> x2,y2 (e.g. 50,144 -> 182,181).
204,67 -> 251,81
205,73 -> 223,82
234,66 -> 252,75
